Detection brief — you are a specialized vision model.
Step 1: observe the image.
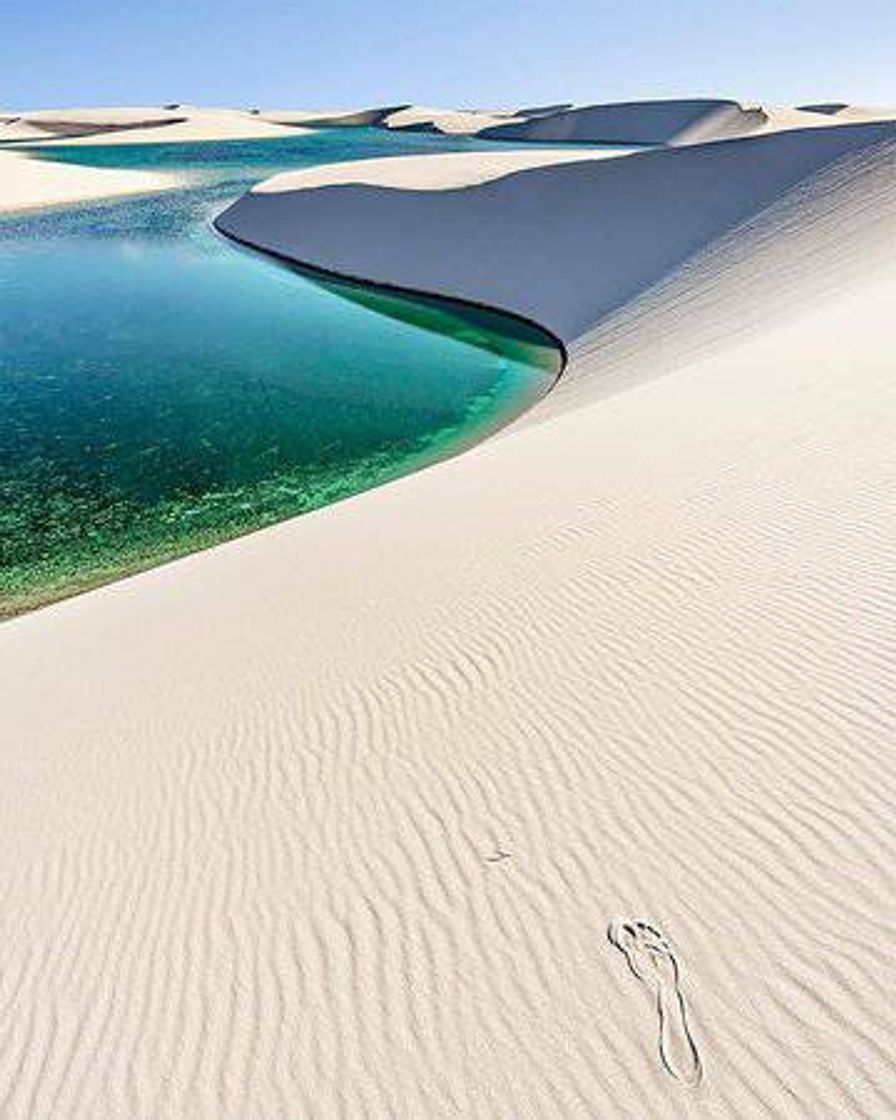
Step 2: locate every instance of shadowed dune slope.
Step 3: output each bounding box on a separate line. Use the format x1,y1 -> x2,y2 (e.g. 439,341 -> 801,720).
218,121 -> 896,343
11,117 -> 187,140
798,102 -> 850,115
479,97 -> 767,144
257,105 -> 409,128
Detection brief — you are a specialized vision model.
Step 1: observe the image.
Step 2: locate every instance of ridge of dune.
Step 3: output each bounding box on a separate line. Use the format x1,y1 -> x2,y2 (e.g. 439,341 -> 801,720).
3,105 -> 896,1118
251,146 -> 631,194
255,105 -> 410,128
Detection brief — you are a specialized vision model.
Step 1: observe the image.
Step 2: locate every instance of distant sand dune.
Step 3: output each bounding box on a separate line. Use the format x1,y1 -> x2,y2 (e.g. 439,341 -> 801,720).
799,102 -> 851,115
16,115 -> 186,138
0,150 -> 180,212
376,103 -> 581,136
5,100 -> 892,152
2,107 -> 896,1117
797,102 -> 896,122
0,105 -> 303,146
256,105 -> 410,128
381,104 -> 526,134
479,97 -> 768,144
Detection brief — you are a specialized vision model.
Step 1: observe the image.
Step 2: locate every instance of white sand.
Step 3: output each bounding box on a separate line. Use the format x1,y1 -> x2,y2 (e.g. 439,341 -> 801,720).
479,97 -> 769,144
0,150 -> 178,213
2,107 -> 896,1118
0,105 -> 303,146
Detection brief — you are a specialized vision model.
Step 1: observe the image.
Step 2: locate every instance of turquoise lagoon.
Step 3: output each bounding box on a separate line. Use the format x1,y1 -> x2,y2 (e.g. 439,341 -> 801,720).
0,132 -> 559,616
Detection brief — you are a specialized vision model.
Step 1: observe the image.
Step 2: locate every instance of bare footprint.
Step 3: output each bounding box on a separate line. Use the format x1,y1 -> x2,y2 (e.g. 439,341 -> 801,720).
608,919 -> 703,1087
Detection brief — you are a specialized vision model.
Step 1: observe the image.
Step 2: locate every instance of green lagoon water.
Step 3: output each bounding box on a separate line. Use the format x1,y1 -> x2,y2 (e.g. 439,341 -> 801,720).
0,132 -> 559,616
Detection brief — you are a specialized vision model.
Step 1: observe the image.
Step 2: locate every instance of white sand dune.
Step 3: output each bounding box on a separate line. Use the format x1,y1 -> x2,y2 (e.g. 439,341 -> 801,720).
6,106 -> 189,138
0,105 -> 302,146
257,103 -> 571,135
2,108 -> 896,1118
6,100 -> 891,153
256,105 -> 409,128
479,97 -> 769,144
0,150 -> 178,213
477,99 -> 896,146
252,146 -> 630,194
381,104 -> 526,134
219,120 -> 896,339
251,104 -> 512,135
377,103 -> 579,135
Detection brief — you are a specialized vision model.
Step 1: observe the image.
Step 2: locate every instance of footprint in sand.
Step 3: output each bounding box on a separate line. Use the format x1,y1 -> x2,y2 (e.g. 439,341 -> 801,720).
607,919 -> 703,1087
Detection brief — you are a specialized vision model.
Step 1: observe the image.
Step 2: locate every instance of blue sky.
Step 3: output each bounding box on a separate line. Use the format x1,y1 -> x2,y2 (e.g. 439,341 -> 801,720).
4,0 -> 895,111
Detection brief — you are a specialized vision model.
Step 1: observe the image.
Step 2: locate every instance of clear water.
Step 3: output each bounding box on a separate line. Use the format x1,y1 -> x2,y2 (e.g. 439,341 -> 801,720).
0,132 -> 559,617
